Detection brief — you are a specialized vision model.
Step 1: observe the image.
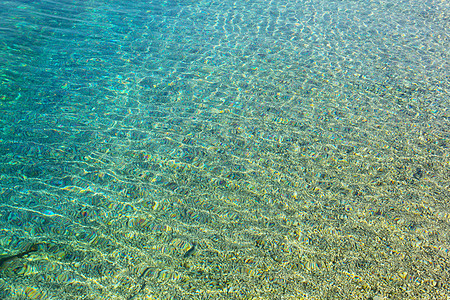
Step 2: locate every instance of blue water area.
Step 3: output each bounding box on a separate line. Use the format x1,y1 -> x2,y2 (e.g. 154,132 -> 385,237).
0,0 -> 449,299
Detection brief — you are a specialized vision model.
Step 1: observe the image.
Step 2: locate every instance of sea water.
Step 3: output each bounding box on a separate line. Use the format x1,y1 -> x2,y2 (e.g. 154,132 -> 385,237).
0,0 -> 448,299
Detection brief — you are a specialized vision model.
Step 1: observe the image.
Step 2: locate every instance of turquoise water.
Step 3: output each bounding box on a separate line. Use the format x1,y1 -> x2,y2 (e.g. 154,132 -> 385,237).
0,0 -> 448,299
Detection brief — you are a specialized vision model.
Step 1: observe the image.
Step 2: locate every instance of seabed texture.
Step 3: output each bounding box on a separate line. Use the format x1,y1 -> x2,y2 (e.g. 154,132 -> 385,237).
0,0 -> 449,299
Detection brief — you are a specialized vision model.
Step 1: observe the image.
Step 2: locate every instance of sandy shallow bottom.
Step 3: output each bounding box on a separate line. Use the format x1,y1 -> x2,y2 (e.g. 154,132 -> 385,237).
0,0 -> 449,299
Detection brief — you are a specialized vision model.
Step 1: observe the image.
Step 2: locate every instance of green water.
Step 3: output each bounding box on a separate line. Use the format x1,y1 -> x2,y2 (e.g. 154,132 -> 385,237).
0,0 -> 448,299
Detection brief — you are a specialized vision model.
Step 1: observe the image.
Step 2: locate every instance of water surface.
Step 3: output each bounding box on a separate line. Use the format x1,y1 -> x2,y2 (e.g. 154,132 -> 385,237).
0,0 -> 449,299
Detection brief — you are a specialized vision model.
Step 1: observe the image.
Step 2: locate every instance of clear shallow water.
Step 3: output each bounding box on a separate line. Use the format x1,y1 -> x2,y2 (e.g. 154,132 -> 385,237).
0,0 -> 448,299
